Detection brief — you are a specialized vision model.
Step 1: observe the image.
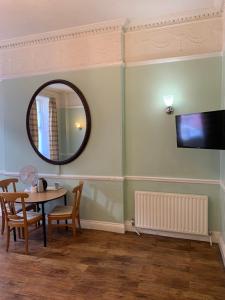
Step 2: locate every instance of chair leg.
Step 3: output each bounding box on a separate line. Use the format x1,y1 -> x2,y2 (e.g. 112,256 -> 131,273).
6,226 -> 10,252
72,219 -> 76,238
21,227 -> 24,239
18,228 -> 21,239
78,213 -> 82,231
34,205 -> 40,228
57,220 -> 61,232
1,212 -> 5,235
24,227 -> 29,255
65,219 -> 68,231
17,223 -> 25,239
13,228 -> 16,242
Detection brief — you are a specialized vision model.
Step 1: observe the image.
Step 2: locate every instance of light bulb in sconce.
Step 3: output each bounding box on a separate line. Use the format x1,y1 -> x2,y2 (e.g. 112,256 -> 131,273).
75,122 -> 82,130
163,95 -> 174,114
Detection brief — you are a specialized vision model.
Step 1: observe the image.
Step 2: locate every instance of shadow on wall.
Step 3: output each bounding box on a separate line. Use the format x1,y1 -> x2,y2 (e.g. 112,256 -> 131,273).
66,181 -> 123,223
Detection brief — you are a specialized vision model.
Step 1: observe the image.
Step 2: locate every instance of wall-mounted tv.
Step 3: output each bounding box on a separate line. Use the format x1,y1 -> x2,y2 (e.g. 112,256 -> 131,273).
175,110 -> 225,150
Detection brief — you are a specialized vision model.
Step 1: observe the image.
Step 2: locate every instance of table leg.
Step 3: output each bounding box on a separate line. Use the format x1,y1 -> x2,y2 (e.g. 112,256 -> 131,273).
41,203 -> 47,247
36,204 -> 41,227
64,195 -> 67,206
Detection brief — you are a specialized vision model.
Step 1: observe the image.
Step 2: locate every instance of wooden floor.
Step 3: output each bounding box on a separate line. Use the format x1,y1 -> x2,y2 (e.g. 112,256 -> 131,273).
0,227 -> 224,300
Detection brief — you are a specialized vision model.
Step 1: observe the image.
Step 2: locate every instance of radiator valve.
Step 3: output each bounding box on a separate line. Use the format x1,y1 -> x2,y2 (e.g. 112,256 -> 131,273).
130,218 -> 140,236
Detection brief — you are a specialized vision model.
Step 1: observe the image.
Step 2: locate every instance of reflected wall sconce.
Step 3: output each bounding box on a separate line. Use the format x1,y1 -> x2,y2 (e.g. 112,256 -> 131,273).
163,95 -> 174,114
75,122 -> 82,130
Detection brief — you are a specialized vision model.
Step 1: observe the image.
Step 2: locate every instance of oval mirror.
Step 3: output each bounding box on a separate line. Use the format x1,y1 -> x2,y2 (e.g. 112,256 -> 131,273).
26,79 -> 91,165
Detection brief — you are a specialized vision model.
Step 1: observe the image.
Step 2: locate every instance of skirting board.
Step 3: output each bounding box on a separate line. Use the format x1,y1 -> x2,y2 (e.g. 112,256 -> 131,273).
219,236 -> 225,267
80,219 -> 125,234
124,221 -> 220,244
80,219 -> 220,244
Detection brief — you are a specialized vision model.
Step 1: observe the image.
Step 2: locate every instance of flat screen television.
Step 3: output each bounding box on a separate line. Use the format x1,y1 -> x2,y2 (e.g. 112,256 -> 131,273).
175,110 -> 225,150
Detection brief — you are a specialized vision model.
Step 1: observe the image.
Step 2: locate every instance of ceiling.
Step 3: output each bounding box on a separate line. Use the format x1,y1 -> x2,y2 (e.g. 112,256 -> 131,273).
0,0 -> 223,41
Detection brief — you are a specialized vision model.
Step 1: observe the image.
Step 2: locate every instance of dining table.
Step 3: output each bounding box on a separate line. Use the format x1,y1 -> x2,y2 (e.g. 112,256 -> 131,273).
17,187 -> 67,247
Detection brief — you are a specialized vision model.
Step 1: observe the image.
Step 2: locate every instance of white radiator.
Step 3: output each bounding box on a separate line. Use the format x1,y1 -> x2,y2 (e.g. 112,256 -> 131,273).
135,191 -> 208,236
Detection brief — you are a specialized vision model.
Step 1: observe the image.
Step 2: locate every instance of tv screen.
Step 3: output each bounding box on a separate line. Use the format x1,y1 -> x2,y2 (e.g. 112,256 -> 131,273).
175,110 -> 225,150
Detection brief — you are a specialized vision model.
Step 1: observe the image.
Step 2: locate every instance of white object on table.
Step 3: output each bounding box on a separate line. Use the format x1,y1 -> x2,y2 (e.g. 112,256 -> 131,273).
47,186 -> 63,191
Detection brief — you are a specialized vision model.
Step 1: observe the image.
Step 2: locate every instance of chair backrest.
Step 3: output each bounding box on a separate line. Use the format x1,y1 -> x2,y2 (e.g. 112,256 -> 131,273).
0,178 -> 18,216
0,192 -> 29,226
0,178 -> 18,192
72,181 -> 83,217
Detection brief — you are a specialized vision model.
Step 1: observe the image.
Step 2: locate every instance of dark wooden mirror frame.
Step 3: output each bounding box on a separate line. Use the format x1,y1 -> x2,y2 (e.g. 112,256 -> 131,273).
26,79 -> 91,165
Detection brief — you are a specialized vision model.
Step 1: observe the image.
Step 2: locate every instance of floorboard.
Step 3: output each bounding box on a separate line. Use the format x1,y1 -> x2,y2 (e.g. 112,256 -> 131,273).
0,227 -> 224,300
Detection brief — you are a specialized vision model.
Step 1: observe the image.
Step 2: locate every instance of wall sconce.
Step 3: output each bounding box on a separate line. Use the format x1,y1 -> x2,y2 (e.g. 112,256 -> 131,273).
75,122 -> 82,130
163,95 -> 174,114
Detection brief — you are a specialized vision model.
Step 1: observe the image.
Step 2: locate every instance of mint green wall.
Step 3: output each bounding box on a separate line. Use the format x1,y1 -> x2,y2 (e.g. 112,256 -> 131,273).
0,66 -> 124,223
125,57 -> 221,178
78,180 -> 123,222
125,57 -> 221,230
220,53 -> 225,240
219,186 -> 225,239
0,81 -> 4,170
0,57 -> 222,229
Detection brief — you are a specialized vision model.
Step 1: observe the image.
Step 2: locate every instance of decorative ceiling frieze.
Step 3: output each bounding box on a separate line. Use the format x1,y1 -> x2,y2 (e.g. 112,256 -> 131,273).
0,19 -> 127,50
126,8 -> 222,32
0,7 -> 223,50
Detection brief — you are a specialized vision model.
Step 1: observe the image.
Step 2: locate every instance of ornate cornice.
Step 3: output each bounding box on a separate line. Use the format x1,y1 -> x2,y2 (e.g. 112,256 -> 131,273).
126,9 -> 223,32
0,8 -> 223,76
0,19 -> 126,50
0,8 -> 223,50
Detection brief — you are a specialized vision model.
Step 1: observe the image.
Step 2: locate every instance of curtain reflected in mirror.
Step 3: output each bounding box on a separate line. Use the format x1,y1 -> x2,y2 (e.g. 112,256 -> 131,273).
27,80 -> 91,165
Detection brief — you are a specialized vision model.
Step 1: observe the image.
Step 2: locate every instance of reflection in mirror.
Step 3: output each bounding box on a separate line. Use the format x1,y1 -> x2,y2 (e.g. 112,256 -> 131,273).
27,80 -> 91,165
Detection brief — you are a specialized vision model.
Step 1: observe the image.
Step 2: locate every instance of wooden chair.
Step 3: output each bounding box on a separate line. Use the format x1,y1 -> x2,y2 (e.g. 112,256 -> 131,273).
0,178 -> 36,235
48,181 -> 83,239
0,192 -> 43,254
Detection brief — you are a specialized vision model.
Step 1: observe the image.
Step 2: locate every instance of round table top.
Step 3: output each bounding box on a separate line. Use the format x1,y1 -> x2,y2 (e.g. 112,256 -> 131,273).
19,188 -> 67,203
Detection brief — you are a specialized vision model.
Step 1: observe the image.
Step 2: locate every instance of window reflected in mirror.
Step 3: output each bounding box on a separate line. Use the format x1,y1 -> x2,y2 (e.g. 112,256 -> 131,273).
27,80 -> 91,165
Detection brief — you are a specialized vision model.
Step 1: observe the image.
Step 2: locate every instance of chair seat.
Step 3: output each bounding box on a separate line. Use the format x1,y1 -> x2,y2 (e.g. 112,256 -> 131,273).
9,211 -> 42,224
48,205 -> 73,216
